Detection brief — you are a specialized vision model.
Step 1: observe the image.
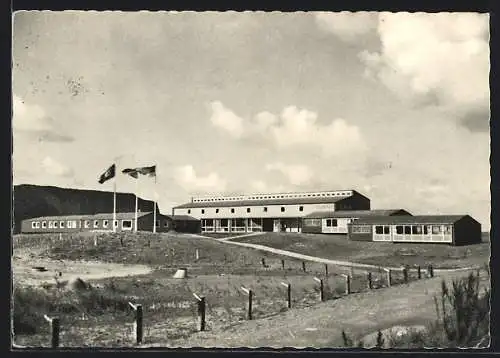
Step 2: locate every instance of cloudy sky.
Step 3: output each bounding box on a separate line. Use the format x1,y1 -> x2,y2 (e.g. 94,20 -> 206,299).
12,11 -> 491,229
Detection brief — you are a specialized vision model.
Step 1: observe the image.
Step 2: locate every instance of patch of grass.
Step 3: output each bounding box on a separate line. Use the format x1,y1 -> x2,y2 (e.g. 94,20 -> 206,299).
233,233 -> 489,269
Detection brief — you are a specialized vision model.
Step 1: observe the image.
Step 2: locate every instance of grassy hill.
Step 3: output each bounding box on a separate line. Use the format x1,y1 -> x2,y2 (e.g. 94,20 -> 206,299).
12,184 -> 158,233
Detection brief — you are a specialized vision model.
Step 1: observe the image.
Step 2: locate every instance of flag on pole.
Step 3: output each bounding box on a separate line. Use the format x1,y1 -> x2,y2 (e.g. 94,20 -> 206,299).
98,164 -> 116,184
121,165 -> 156,178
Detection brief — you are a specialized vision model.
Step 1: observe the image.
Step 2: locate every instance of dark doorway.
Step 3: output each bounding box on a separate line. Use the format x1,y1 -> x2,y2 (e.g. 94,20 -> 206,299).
262,218 -> 274,232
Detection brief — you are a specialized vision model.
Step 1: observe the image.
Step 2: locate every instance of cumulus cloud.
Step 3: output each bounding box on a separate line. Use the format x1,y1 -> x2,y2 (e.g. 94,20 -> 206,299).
12,95 -> 74,142
271,106 -> 366,156
208,101 -> 245,138
315,12 -> 490,132
41,156 -> 74,177
174,165 -> 227,191
314,11 -> 378,42
209,102 -> 365,157
265,162 -> 313,186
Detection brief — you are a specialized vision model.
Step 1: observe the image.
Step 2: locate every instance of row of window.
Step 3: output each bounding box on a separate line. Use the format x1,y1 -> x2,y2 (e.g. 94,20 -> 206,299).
374,225 -> 453,235
193,191 -> 350,203
188,206 -> 305,215
31,219 -> 168,230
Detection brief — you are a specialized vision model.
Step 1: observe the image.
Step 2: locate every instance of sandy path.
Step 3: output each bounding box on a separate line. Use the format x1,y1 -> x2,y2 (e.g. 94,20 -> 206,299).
12,248 -> 152,287
202,234 -> 483,273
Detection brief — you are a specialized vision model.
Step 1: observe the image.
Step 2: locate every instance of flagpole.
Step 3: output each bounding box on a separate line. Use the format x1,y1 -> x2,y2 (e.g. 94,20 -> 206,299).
113,177 -> 117,233
153,166 -> 157,234
135,178 -> 139,233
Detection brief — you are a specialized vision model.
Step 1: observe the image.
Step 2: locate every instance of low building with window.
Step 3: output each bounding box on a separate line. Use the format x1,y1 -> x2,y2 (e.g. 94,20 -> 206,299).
21,212 -> 175,234
347,215 -> 481,246
172,189 -> 370,234
302,209 -> 412,234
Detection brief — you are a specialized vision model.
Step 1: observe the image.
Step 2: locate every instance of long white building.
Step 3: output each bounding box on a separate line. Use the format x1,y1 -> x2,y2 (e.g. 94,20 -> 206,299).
172,189 -> 370,233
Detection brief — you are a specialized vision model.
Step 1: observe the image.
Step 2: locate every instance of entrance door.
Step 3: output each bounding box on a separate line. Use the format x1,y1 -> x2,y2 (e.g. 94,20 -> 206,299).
262,218 -> 274,232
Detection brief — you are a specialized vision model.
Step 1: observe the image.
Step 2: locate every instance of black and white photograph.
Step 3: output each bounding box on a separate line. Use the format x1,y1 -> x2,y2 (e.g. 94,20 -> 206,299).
11,10 -> 491,349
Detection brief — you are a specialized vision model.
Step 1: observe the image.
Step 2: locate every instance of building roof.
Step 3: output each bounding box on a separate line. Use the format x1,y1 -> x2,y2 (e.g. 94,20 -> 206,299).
174,196 -> 350,209
304,209 -> 411,219
350,215 -> 476,225
25,211 -> 159,222
165,215 -> 199,221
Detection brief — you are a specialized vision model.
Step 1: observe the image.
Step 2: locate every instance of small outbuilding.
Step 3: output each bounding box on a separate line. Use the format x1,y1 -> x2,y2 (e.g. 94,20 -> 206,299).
301,209 -> 412,234
347,215 -> 482,246
166,215 -> 201,234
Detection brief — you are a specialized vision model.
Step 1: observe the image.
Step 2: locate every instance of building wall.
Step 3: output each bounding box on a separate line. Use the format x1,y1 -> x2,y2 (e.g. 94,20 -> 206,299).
454,216 -> 482,246
21,214 -> 172,234
347,224 -> 373,241
335,192 -> 371,211
173,202 -> 337,220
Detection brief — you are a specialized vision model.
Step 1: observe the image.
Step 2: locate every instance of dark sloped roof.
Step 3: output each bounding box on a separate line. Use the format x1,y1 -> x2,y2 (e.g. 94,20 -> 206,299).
350,215 -> 476,225
165,215 -> 199,221
26,212 -> 159,222
304,209 -> 411,219
174,196 -> 348,209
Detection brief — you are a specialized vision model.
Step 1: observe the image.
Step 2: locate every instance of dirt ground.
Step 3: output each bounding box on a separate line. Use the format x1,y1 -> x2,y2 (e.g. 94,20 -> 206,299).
12,247 -> 152,287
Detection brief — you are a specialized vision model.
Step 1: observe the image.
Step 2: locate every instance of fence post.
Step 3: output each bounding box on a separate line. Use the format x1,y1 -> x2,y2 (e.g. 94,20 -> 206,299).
302,261 -> 306,272
341,274 -> 351,295
193,293 -> 206,331
367,272 -> 373,290
325,264 -> 329,277
281,259 -> 285,270
403,266 -> 409,284
281,282 -> 292,308
417,266 -> 422,279
129,302 -> 143,345
385,268 -> 392,287
314,277 -> 324,302
195,249 -> 200,261
428,265 -> 434,278
241,287 -> 253,320
44,315 -> 60,348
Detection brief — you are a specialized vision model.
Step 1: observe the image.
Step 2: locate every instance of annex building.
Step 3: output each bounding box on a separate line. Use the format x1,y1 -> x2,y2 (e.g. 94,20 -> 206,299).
172,189 -> 370,234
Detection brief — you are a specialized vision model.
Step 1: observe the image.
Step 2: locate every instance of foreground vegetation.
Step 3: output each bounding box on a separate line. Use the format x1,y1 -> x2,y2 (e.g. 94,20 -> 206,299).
232,232 -> 490,269
341,268 -> 490,348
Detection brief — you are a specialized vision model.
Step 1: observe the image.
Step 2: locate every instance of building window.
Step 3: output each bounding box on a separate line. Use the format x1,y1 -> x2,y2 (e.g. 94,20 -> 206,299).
31,222 -> 37,229
103,220 -> 109,228
84,220 -> 90,228
49,221 -> 54,229
326,219 -> 337,227
216,209 -> 219,214
114,220 -> 118,228
432,225 -> 441,235
299,206 -> 304,212
412,225 -> 422,234
424,225 -> 429,235
396,226 -> 403,235
60,221 -> 65,228
231,208 -> 235,214
155,220 -> 160,227
375,225 -> 384,234
66,221 -> 72,228
281,207 -> 285,212
304,219 -> 321,226
384,226 -> 390,234
42,221 -> 47,228
247,208 -> 251,213
201,209 -> 205,214
122,220 -> 133,230
404,226 -> 411,235
53,221 -> 58,228
263,207 -> 268,212
94,220 -> 99,228
187,209 -> 191,214
444,225 -> 452,235
164,221 -> 169,227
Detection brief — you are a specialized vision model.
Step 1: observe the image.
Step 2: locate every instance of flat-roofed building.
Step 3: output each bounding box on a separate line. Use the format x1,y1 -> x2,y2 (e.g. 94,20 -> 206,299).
302,209 -> 412,234
347,215 -> 482,246
172,189 -> 370,234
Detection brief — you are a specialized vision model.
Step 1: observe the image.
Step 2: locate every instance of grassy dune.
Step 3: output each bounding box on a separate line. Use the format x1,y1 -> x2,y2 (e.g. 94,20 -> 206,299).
231,232 -> 490,269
